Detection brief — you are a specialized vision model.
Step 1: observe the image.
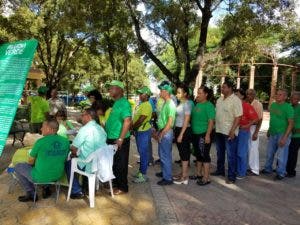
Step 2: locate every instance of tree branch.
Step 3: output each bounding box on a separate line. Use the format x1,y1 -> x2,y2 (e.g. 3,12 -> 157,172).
126,0 -> 177,83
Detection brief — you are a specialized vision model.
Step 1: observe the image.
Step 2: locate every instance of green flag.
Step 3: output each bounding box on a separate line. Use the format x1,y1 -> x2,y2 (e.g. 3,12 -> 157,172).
0,39 -> 38,156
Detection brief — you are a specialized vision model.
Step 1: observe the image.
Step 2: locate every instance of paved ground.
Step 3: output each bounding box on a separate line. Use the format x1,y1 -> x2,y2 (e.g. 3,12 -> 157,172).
0,110 -> 299,225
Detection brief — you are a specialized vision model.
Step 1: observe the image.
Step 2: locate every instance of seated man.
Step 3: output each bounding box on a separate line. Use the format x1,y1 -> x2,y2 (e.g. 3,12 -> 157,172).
14,118 -> 70,202
65,108 -> 107,199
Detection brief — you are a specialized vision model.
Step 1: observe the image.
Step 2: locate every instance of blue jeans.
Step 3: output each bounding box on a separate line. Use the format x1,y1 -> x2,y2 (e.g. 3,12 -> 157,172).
14,163 -> 34,195
136,128 -> 152,174
158,130 -> 173,181
215,133 -> 238,180
237,129 -> 250,177
65,160 -> 83,194
264,134 -> 291,177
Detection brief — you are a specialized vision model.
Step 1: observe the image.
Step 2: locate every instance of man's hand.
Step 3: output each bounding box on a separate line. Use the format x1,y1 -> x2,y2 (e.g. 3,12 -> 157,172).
278,136 -> 287,147
152,130 -> 159,141
158,131 -> 165,142
205,134 -> 211,144
177,134 -> 183,143
116,139 -> 123,149
252,132 -> 258,141
228,130 -> 235,140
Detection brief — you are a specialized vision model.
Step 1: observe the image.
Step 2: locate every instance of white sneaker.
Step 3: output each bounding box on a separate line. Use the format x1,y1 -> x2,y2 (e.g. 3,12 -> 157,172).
173,179 -> 188,185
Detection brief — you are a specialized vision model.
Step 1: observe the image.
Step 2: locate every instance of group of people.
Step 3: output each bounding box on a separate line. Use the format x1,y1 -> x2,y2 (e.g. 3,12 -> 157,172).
13,79 -> 299,203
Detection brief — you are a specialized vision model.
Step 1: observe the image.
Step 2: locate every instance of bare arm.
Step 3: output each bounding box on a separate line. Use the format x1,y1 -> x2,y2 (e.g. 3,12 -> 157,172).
116,117 -> 132,148
177,114 -> 190,143
279,119 -> 294,147
159,117 -> 173,141
252,119 -> 262,140
205,120 -> 214,144
132,115 -> 147,130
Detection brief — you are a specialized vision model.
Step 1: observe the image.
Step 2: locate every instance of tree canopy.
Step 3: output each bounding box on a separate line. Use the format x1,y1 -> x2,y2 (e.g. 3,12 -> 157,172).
0,0 -> 299,95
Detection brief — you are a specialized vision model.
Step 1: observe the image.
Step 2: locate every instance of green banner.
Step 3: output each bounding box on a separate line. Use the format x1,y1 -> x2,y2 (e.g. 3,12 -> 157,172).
0,39 -> 38,156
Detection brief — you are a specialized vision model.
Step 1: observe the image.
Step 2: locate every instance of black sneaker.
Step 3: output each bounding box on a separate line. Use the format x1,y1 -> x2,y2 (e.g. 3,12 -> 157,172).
154,159 -> 161,164
261,169 -> 272,175
274,174 -> 284,181
42,187 -> 52,199
70,192 -> 84,199
197,179 -> 211,186
18,194 -> 36,202
286,173 -> 296,178
211,171 -> 225,176
155,172 -> 163,177
225,179 -> 235,184
247,170 -> 259,176
157,179 -> 173,186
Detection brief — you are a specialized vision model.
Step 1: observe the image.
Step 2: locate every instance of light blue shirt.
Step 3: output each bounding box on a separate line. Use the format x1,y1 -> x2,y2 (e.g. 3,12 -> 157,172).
73,120 -> 107,172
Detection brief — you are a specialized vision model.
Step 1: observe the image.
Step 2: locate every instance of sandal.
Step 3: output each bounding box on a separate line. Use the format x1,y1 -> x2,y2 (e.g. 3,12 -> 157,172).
172,174 -> 182,180
197,179 -> 211,186
189,175 -> 203,180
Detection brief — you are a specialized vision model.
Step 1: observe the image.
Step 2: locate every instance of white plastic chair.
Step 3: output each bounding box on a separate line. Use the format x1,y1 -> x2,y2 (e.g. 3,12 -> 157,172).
66,147 -> 115,208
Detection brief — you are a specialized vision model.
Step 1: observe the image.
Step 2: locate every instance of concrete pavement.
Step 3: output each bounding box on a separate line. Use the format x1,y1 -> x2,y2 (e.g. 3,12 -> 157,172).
0,111 -> 299,225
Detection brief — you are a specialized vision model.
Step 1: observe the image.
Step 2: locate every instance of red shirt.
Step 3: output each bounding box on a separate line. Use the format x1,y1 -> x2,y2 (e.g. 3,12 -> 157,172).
240,101 -> 259,131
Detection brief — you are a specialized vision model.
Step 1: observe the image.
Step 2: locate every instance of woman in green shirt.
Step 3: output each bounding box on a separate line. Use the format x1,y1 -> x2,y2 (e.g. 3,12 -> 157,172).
56,110 -> 76,140
191,86 -> 215,186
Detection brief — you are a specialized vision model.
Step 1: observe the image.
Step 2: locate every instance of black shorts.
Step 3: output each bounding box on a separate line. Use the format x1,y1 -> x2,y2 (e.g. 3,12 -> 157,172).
174,127 -> 191,161
192,133 -> 211,163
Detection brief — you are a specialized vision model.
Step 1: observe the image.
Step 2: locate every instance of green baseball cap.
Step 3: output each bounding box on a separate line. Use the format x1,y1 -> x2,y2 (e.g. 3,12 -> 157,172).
136,86 -> 152,96
37,86 -> 48,94
105,80 -> 124,90
158,84 -> 173,94
83,85 -> 95,93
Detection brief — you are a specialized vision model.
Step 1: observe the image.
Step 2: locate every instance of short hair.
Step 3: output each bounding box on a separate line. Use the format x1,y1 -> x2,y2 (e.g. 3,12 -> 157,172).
45,118 -> 59,132
222,80 -> 235,89
87,89 -> 103,101
235,88 -> 246,99
84,108 -> 97,120
56,109 -> 67,120
291,91 -> 300,98
277,88 -> 288,97
246,89 -> 256,96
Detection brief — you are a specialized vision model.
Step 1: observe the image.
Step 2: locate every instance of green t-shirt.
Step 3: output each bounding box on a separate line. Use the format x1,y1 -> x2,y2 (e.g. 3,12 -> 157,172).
269,102 -> 294,135
105,97 -> 132,139
30,134 -> 70,182
28,96 -> 50,123
133,101 -> 153,131
292,104 -> 300,138
157,99 -> 176,130
191,101 -> 215,134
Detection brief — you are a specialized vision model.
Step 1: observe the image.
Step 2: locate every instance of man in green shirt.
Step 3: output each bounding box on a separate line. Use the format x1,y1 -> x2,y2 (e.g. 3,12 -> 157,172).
286,92 -> 300,177
105,80 -> 132,195
154,84 -> 176,185
14,118 -> 70,202
262,89 -> 294,180
132,87 -> 153,183
24,86 -> 50,133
